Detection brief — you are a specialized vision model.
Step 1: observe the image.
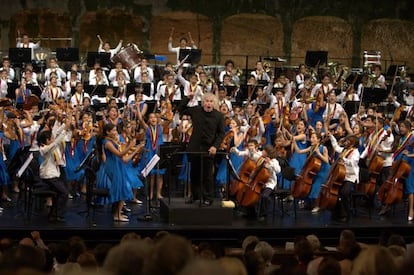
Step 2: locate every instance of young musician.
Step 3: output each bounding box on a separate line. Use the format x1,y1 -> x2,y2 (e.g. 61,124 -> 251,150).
38,122 -> 70,222
390,120 -> 414,220
293,132 -> 330,213
97,35 -> 123,59
136,109 -> 166,201
44,58 -> 66,86
98,123 -> 138,222
168,27 -> 197,66
70,82 -> 90,108
328,133 -> 361,222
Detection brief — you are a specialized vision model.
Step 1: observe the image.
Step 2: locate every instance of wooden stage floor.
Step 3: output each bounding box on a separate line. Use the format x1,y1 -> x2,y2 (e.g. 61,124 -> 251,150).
1,193 -> 413,247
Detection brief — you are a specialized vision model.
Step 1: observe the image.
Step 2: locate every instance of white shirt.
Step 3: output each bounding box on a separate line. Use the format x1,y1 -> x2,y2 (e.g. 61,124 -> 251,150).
98,41 -> 122,59
251,70 -> 270,81
133,66 -> 154,83
70,92 -> 90,108
41,86 -> 65,102
167,43 -> 197,65
39,125 -> 66,179
0,79 -> 7,98
108,68 -> 130,84
323,103 -> 344,120
88,70 -> 109,86
45,67 -> 67,86
0,67 -> 15,81
156,84 -> 181,101
330,135 -> 360,183
311,83 -> 334,97
16,41 -> 40,60
177,74 -> 203,107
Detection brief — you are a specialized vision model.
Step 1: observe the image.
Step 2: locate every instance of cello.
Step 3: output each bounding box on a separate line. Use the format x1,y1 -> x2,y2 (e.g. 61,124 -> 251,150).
377,141 -> 414,205
319,158 -> 346,210
363,131 -> 389,196
232,157 -> 270,207
291,149 -> 322,199
377,159 -> 410,205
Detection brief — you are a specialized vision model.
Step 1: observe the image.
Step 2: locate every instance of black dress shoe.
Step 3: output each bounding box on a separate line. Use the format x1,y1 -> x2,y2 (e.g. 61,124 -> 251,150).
122,206 -> 131,213
185,196 -> 193,204
202,200 -> 213,206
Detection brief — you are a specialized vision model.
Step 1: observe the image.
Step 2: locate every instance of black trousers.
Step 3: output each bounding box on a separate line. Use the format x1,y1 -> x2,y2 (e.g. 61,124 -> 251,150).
42,177 -> 69,216
257,187 -> 273,217
333,181 -> 353,219
189,155 -> 214,201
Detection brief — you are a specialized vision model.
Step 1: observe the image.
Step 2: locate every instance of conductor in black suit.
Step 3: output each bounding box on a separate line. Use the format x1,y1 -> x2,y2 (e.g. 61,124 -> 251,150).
183,92 -> 225,205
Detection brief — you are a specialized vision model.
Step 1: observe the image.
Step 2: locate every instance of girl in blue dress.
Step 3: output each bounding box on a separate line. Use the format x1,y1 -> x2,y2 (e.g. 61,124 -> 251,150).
285,119 -> 308,189
75,112 -> 95,194
0,130 -> 11,204
216,118 -> 245,186
137,109 -> 165,201
100,123 -> 140,222
293,132 -> 330,212
119,120 -> 144,204
392,120 -> 414,221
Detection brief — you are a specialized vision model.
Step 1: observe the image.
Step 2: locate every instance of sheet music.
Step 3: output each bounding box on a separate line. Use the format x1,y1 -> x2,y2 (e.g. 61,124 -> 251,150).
141,154 -> 160,178
17,153 -> 33,178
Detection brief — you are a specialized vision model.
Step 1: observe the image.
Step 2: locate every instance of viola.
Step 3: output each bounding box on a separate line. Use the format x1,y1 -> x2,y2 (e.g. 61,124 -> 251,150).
319,159 -> 346,210
291,148 -> 322,199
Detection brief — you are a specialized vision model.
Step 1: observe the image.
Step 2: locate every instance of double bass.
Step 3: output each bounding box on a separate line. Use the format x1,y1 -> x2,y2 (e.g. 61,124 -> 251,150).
230,157 -> 270,207
319,158 -> 346,210
291,149 -> 322,199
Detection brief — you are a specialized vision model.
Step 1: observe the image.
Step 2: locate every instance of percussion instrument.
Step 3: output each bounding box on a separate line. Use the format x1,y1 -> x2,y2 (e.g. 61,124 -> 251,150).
111,44 -> 143,71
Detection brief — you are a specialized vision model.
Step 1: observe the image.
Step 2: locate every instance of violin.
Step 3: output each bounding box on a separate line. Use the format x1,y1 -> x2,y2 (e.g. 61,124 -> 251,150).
313,89 -> 324,112
282,105 -> 290,129
248,113 -> 260,137
219,130 -> 234,151
262,107 -> 275,125
319,158 -> 346,210
291,147 -> 322,198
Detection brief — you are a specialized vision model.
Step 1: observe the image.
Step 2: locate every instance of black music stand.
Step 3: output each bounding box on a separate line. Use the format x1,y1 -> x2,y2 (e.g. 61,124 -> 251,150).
305,51 -> 328,67
56,48 -> 79,62
85,84 -> 107,98
131,83 -> 151,98
179,49 -> 202,65
239,84 -> 258,102
26,84 -> 42,98
159,143 -> 185,204
344,101 -> 360,118
7,82 -> 19,100
9,48 -> 32,66
87,52 -> 111,68
223,85 -> 237,97
361,88 -> 388,104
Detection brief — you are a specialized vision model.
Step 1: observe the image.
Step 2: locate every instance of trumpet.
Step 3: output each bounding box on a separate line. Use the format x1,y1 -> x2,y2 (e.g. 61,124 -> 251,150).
263,62 -> 271,73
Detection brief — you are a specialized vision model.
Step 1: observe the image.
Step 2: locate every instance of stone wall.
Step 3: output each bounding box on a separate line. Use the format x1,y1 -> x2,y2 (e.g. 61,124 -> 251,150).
2,0 -> 414,73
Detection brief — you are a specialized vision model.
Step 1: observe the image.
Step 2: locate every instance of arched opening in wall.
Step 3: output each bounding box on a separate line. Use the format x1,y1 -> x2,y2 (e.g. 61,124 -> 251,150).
291,16 -> 352,68
220,13 -> 283,69
150,11 -> 213,65
10,9 -> 71,50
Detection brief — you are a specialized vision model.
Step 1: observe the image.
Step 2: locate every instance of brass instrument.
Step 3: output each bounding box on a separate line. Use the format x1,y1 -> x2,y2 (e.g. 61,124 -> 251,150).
263,62 -> 271,73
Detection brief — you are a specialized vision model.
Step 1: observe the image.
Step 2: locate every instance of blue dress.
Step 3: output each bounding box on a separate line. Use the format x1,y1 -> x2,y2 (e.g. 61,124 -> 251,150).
64,140 -> 83,181
215,137 -> 244,186
8,139 -> 22,162
394,135 -> 414,194
308,146 -> 331,199
103,139 -> 133,203
286,139 -> 309,189
0,132 -> 11,186
95,162 -> 111,205
307,104 -> 325,129
139,125 -> 166,176
119,134 -> 143,189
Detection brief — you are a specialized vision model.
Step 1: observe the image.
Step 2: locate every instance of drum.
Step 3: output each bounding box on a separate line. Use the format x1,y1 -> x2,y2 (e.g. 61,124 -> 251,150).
111,44 -> 143,71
